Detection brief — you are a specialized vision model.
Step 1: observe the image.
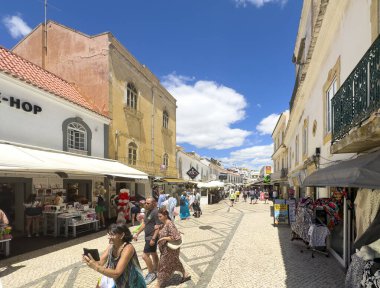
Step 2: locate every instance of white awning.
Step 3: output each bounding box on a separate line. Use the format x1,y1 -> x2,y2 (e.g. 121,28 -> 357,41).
0,142 -> 148,179
197,180 -> 225,188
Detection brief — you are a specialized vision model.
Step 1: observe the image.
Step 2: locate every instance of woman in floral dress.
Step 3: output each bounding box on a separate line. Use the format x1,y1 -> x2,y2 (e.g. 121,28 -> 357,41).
155,207 -> 190,287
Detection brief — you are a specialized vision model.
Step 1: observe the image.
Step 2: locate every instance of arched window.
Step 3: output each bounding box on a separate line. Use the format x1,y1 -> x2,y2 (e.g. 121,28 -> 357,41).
163,153 -> 169,168
125,83 -> 138,110
163,111 -> 169,128
67,122 -> 87,152
62,117 -> 92,155
128,142 -> 137,165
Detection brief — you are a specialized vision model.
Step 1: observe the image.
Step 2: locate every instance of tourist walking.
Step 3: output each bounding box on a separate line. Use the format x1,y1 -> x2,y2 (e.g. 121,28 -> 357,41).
133,198 -> 161,285
229,190 -> 236,206
193,189 -> 202,218
179,192 -> 190,220
235,189 -> 241,202
155,208 -> 190,288
167,193 -> 178,220
83,223 -> 146,287
157,190 -> 167,209
243,190 -> 248,202
188,192 -> 195,212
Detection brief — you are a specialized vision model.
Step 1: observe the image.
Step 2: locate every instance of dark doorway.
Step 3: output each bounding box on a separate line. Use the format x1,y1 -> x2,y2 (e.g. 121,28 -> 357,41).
63,179 -> 92,204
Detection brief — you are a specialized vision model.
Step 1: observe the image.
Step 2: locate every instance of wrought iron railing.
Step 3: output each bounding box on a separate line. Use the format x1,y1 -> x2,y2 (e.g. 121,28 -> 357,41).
332,36 -> 380,143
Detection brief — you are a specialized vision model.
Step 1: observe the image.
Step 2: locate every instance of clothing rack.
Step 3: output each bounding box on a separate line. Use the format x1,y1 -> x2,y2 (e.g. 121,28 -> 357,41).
301,220 -> 329,258
291,203 -> 329,258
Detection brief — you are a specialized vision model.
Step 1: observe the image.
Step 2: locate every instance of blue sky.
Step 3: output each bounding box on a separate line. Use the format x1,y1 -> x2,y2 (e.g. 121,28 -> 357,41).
1,0 -> 302,170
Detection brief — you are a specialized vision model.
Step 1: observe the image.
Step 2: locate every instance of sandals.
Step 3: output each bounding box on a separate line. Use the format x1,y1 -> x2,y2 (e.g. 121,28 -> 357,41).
181,274 -> 191,283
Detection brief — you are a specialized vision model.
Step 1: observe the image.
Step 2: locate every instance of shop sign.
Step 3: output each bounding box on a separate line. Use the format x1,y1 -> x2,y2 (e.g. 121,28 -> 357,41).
274,199 -> 289,225
187,167 -> 199,179
0,94 -> 42,114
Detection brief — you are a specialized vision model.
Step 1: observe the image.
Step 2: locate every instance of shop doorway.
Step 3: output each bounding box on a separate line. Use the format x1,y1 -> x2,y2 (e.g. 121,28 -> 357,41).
0,178 -> 32,233
63,179 -> 92,204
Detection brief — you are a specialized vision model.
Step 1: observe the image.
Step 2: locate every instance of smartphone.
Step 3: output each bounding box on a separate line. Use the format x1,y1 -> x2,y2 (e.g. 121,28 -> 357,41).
83,248 -> 100,261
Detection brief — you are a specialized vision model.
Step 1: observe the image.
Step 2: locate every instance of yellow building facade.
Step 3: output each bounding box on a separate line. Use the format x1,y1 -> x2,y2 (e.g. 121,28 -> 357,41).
13,21 -> 177,197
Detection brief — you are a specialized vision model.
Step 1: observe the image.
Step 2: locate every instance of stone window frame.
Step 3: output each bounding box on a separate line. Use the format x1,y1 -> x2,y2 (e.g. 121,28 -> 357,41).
163,110 -> 169,129
302,118 -> 309,160
162,153 -> 169,169
125,83 -> 138,110
323,57 -> 340,145
128,142 -> 138,166
62,117 -> 92,156
295,135 -> 299,165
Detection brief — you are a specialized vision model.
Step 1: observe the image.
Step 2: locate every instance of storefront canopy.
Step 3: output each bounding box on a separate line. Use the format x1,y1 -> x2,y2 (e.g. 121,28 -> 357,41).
197,180 -> 225,188
0,142 -> 148,179
303,149 -> 380,189
161,178 -> 187,184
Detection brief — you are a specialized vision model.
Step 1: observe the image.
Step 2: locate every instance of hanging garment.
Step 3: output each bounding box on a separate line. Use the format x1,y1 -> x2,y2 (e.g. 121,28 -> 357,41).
361,260 -> 380,288
291,205 -> 314,242
355,210 -> 380,250
345,253 -> 367,288
355,189 -> 380,241
308,224 -> 330,248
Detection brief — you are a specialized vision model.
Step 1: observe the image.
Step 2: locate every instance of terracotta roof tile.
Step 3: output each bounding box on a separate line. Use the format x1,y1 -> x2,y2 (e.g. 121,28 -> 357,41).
0,46 -> 108,118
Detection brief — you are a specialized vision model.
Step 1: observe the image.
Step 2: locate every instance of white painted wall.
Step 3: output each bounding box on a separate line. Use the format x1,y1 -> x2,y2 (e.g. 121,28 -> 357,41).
177,150 -> 210,182
287,0 -> 372,173
0,74 -> 109,157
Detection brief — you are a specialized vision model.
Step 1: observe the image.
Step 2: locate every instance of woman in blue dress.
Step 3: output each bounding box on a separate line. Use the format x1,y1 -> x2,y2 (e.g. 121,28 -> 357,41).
179,191 -> 190,220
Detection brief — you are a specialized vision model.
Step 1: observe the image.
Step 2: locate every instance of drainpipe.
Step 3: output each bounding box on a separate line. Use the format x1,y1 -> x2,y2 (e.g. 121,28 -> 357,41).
115,130 -> 119,160
151,86 -> 156,172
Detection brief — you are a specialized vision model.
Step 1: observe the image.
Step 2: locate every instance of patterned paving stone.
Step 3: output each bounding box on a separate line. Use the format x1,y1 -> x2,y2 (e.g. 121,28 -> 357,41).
0,199 -> 345,287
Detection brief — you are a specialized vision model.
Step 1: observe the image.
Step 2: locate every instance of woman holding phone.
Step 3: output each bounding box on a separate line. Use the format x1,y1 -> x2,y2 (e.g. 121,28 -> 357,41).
83,223 -> 146,287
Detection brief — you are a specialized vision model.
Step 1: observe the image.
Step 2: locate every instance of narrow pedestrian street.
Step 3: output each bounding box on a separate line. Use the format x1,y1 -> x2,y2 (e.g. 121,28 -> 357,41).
0,199 -> 345,288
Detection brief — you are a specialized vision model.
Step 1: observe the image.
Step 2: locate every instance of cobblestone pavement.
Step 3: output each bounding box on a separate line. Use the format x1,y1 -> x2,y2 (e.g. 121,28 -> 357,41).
0,199 -> 345,288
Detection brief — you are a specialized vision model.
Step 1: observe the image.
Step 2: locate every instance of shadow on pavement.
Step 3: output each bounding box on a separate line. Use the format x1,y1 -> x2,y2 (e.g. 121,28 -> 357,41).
275,224 -> 345,288
0,264 -> 25,277
0,227 -> 108,265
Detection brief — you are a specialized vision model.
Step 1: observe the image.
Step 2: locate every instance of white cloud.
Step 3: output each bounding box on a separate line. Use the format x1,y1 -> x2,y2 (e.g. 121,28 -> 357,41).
256,113 -> 280,135
235,0 -> 288,8
162,73 -> 251,150
220,144 -> 274,170
2,15 -> 32,39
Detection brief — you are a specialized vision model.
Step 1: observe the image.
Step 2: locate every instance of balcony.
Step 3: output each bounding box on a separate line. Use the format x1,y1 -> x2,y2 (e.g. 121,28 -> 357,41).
331,36 -> 380,154
271,168 -> 288,182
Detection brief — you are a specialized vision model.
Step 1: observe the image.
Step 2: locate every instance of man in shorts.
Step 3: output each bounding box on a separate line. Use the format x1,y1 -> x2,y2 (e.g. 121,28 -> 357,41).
133,197 -> 161,285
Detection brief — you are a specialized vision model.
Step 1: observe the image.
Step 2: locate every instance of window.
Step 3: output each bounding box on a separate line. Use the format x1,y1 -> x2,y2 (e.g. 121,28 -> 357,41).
302,121 -> 308,157
295,135 -> 299,164
163,153 -> 169,168
163,111 -> 169,128
67,122 -> 87,152
128,142 -> 137,165
326,79 -> 337,133
125,83 -> 138,110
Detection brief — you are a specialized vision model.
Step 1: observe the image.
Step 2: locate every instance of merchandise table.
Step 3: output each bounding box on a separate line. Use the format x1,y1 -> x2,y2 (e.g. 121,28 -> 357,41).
0,238 -> 11,257
43,211 -> 63,237
57,212 -> 98,238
